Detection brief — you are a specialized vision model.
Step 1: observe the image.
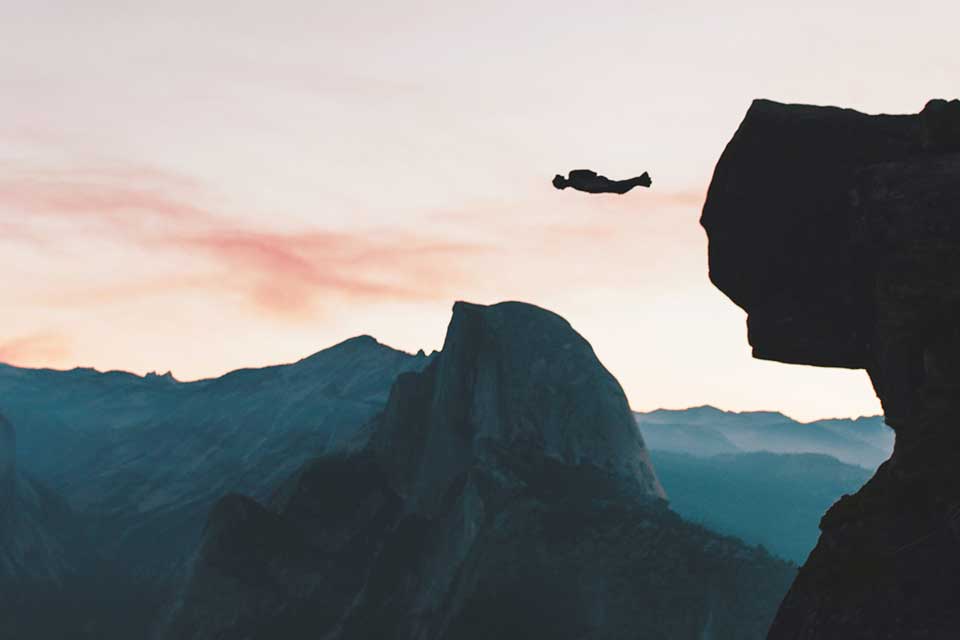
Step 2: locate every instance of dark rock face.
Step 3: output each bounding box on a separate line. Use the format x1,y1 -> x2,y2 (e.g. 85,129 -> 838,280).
368,301 -> 666,508
163,301 -> 794,640
921,99 -> 960,151
702,99 -> 960,638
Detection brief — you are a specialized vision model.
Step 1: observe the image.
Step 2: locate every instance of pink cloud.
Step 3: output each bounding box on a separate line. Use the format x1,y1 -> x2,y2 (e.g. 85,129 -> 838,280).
1,163 -> 490,318
0,219 -> 46,245
172,229 -> 488,317
3,164 -> 205,192
0,332 -> 71,367
0,176 -> 217,230
3,159 -> 708,321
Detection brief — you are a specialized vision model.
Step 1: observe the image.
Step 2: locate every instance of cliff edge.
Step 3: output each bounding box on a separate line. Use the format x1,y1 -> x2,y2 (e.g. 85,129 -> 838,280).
702,98 -> 960,638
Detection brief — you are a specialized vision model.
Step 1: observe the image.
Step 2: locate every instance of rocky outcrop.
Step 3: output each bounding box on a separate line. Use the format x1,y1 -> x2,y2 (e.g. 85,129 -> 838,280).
364,301 -> 666,508
163,301 -> 794,640
702,98 -> 960,638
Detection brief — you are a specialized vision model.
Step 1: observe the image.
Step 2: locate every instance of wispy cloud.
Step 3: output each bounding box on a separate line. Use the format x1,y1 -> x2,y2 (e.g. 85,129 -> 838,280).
2,156 -> 708,325
172,229 -> 486,317
0,332 -> 71,367
0,173 -> 217,232
1,162 -> 489,319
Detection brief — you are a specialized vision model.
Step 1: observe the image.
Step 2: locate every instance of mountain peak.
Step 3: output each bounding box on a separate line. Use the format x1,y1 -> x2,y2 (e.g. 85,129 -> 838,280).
145,370 -> 177,383
298,334 -> 402,364
164,300 -> 794,640
320,334 -> 381,353
372,300 -> 665,508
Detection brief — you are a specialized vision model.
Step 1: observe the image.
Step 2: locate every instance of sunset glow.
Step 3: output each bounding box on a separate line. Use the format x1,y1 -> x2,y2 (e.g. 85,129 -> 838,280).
5,0 -> 958,420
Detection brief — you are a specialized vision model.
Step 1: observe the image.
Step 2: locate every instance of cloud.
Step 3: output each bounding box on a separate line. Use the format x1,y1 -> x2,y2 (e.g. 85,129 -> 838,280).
0,219 -> 46,245
0,333 -> 71,367
171,229 -> 487,317
1,163 -> 489,319
0,173 -> 217,232
1,163 -> 205,191
2,158 -> 709,322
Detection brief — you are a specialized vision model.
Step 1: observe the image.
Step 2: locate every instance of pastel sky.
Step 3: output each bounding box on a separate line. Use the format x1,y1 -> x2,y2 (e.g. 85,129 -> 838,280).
2,1 -> 957,420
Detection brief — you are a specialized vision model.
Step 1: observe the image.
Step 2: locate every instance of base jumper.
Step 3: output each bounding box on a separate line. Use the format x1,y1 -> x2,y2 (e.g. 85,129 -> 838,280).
552,169 -> 652,194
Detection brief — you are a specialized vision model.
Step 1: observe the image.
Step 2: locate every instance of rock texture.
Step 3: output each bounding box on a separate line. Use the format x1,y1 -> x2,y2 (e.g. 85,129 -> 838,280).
0,338 -> 431,638
163,301 -> 794,640
702,98 -> 960,638
0,338 -> 430,570
0,413 -> 76,582
0,413 -> 91,640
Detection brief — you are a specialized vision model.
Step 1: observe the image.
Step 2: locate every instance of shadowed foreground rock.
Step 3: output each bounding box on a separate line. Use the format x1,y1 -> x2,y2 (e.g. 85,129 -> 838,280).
702,98 -> 960,638
162,301 -> 793,640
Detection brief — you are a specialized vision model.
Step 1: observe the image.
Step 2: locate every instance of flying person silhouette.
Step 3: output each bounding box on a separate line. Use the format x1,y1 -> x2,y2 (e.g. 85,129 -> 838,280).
552,169 -> 652,194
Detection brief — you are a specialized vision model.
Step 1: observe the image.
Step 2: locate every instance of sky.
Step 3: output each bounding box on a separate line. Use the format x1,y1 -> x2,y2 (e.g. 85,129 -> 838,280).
2,1 -> 957,421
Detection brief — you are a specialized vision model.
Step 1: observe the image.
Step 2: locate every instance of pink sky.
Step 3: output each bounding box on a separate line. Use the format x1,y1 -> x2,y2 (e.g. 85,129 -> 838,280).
3,1 -> 957,420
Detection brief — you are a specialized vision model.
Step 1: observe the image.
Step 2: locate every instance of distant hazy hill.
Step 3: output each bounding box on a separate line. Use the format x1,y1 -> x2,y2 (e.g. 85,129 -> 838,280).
651,450 -> 872,563
635,405 -> 893,469
635,407 -> 887,563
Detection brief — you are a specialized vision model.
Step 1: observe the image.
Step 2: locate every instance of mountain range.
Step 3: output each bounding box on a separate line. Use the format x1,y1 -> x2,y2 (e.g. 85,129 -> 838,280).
0,339 -> 431,637
161,301 -> 794,639
634,407 -> 889,563
635,405 -> 893,469
0,302 -> 804,639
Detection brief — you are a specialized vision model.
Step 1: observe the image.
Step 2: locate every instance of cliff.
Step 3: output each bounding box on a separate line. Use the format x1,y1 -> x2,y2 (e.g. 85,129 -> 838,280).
702,98 -> 960,638
162,301 -> 794,640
